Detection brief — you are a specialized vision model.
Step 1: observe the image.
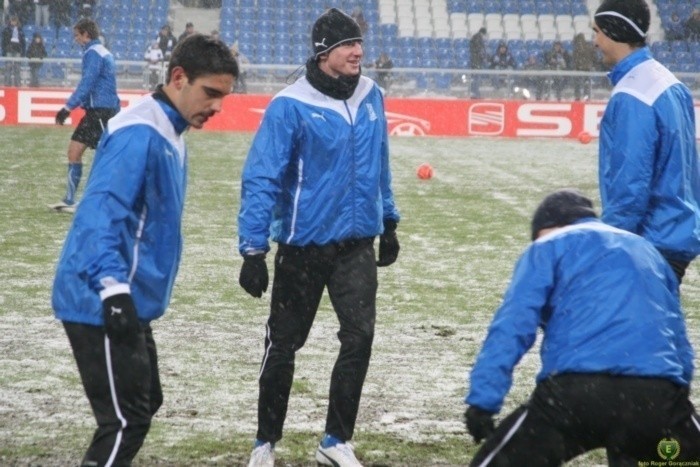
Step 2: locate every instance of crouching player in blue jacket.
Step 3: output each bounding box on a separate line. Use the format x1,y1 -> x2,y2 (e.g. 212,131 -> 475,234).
465,189 -> 700,465
51,35 -> 238,466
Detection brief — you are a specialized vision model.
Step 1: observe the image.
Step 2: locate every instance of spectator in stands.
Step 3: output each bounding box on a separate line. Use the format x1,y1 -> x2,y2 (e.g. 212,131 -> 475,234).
520,53 -> 544,100
685,8 -> 700,41
8,0 -> 31,27
351,6 -> 368,35
51,0 -> 71,28
144,40 -> 163,91
210,29 -> 220,42
34,0 -> 49,28
594,0 -> 700,288
26,31 -> 46,87
49,18 -> 120,213
157,24 -> 177,60
572,33 -> 596,101
469,27 -> 487,98
373,51 -> 393,92
2,15 -> 25,87
178,22 -> 195,43
666,12 -> 688,41
76,0 -> 94,19
230,40 -> 248,93
544,40 -> 571,101
489,41 -> 515,91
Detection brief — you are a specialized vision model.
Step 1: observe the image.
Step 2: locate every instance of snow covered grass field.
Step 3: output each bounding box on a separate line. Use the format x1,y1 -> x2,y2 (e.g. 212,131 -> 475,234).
1,126 -> 698,466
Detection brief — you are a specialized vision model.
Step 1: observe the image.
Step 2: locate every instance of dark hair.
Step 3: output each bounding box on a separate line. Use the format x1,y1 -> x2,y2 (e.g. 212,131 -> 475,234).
73,18 -> 100,40
166,34 -> 239,84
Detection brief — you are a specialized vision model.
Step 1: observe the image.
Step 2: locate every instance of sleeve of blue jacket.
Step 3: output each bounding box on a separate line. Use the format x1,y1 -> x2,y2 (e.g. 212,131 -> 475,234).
77,126 -> 149,293
238,99 -> 297,255
599,94 -> 656,234
379,95 -> 400,224
66,48 -> 101,110
466,244 -> 554,413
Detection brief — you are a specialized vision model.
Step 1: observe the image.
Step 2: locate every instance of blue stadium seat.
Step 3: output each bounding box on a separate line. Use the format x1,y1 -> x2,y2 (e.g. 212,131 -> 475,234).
535,1 -> 555,15
435,73 -> 453,89
571,2 -> 588,16
656,50 -> 673,66
669,40 -> 688,53
520,1 -> 537,15
483,0 -> 502,14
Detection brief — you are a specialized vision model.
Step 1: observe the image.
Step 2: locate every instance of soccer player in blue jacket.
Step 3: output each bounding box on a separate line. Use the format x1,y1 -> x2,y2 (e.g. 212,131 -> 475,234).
52,35 -> 238,466
594,0 -> 700,283
49,18 -> 120,213
465,189 -> 700,465
238,8 -> 400,467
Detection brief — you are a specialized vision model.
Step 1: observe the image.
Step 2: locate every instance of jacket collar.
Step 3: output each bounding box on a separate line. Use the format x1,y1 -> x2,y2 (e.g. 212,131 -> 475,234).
152,85 -> 189,135
607,46 -> 652,85
83,38 -> 100,51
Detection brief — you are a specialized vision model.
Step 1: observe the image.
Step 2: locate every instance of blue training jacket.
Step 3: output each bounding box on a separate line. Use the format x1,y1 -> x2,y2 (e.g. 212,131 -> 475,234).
238,75 -> 399,254
52,94 -> 189,326
65,38 -> 120,110
599,47 -> 700,262
466,219 -> 694,413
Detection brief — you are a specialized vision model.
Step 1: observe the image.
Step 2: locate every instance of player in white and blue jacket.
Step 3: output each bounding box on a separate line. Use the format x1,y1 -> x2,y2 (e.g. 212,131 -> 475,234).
238,8 -> 399,467
51,35 -> 238,466
50,18 -> 121,212
465,189 -> 700,465
594,0 -> 700,283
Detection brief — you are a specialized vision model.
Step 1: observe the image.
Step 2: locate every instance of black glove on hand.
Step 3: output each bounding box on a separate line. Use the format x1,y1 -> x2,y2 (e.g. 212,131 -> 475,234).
239,254 -> 268,298
376,219 -> 400,267
465,406 -> 495,443
102,293 -> 141,344
55,107 -> 70,125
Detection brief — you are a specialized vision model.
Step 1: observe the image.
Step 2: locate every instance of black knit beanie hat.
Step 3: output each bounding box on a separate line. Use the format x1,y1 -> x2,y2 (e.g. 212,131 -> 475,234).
312,8 -> 362,60
531,189 -> 597,240
594,0 -> 650,44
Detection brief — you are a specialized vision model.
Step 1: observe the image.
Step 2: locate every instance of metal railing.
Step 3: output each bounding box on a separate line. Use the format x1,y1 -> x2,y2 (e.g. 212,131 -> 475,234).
1,57 -> 698,101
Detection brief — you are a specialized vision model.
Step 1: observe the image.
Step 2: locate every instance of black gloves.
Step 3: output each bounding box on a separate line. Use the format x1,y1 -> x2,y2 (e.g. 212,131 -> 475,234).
102,293 -> 141,344
55,107 -> 70,125
376,219 -> 400,267
239,254 -> 268,298
465,406 -> 495,443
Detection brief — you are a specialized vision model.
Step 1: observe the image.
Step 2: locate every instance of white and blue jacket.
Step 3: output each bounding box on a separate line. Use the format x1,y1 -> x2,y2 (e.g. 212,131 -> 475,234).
466,219 -> 694,413
599,47 -> 700,262
238,75 -> 399,254
52,93 -> 189,325
66,38 -> 120,111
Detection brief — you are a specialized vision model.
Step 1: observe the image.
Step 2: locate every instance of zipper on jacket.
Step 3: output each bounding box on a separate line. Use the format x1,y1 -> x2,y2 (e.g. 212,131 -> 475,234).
344,100 -> 357,237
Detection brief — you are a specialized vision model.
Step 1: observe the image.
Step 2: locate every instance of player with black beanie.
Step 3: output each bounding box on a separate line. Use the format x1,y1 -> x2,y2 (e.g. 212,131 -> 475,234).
594,0 -> 700,285
239,7 -> 400,467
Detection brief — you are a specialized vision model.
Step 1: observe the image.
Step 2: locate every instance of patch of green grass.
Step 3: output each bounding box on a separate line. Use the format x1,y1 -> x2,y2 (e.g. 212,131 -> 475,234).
0,126 -> 696,466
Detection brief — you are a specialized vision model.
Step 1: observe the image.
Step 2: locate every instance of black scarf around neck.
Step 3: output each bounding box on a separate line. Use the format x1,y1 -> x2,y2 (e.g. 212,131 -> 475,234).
305,58 -> 360,100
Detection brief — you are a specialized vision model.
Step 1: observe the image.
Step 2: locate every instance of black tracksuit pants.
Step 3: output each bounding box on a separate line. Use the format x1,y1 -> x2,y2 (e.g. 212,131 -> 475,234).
471,374 -> 700,466
256,238 -> 377,443
64,322 -> 162,466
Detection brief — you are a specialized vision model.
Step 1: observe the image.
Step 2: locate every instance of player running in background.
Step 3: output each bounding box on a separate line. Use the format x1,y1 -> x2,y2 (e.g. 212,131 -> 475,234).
51,35 -> 238,465
465,189 -> 700,465
49,18 -> 120,213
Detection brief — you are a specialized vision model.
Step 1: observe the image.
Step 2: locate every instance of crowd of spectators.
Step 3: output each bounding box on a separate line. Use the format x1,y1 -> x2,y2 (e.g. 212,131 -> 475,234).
666,8 -> 700,41
0,2 -> 698,94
